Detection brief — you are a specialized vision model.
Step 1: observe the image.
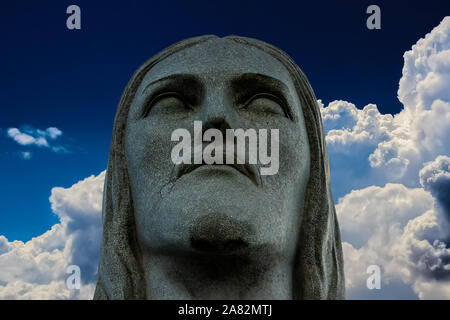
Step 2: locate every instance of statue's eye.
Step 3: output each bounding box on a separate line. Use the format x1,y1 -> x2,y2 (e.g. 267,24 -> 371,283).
242,93 -> 287,117
143,92 -> 190,117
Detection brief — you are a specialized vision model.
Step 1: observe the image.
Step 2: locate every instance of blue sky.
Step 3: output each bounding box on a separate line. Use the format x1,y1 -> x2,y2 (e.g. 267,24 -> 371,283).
1,0 -> 447,242
0,1 -> 450,300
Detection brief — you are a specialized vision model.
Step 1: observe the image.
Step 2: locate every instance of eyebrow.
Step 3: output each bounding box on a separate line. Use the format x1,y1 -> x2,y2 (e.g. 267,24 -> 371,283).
139,72 -> 294,120
141,73 -> 199,96
231,73 -> 289,92
231,73 -> 294,120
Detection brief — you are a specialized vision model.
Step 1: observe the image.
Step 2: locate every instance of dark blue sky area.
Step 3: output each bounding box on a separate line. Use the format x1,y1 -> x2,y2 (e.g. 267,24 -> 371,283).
1,0 -> 448,241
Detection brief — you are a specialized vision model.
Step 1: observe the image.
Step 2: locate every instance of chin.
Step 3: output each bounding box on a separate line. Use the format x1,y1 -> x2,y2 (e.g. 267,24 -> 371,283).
188,212 -> 254,254
150,177 -> 282,254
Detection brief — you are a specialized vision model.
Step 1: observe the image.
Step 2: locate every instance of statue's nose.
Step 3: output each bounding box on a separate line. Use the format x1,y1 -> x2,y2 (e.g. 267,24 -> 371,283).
198,91 -> 238,134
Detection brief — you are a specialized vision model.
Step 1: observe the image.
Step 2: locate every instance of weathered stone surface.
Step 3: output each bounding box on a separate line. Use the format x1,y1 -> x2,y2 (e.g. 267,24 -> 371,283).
94,35 -> 345,300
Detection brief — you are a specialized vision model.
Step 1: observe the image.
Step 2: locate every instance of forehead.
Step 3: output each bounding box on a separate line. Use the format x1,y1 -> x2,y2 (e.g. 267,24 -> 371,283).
141,38 -> 294,87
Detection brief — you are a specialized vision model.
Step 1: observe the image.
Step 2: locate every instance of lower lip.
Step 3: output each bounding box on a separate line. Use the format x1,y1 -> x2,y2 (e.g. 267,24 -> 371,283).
180,165 -> 256,185
190,164 -> 242,174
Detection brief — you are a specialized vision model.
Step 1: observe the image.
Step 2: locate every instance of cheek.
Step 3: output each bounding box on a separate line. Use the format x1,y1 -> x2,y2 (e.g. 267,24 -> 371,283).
284,127 -> 310,180
125,119 -> 182,246
278,126 -> 310,252
125,119 -> 177,192
261,122 -> 310,193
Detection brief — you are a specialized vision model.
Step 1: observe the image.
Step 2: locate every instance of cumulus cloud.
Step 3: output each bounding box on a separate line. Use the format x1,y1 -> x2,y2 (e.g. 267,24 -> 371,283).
6,126 -> 66,155
0,236 -> 11,255
413,280 -> 450,300
321,17 -> 450,192
320,100 -> 399,197
326,17 -> 450,299
398,18 -> 450,111
50,171 -> 104,284
337,184 -> 434,249
420,156 -> 450,224
0,172 -> 105,299
321,101 -> 394,151
338,180 -> 450,299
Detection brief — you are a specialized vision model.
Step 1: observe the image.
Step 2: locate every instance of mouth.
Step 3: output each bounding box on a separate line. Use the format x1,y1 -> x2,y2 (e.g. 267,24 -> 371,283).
175,162 -> 260,186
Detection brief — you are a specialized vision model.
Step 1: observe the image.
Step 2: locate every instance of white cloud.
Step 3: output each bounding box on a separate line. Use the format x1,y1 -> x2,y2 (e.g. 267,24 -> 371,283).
21,152 -> 32,160
44,127 -> 62,140
321,101 -> 394,153
413,280 -> 450,300
0,172 -> 105,299
339,182 -> 450,300
50,171 -> 104,283
337,184 -> 434,249
398,17 -> 450,111
7,128 -> 48,147
420,156 -> 450,193
6,126 -> 66,154
0,236 -> 11,255
419,156 -> 450,236
321,17 -> 450,191
322,17 -> 450,299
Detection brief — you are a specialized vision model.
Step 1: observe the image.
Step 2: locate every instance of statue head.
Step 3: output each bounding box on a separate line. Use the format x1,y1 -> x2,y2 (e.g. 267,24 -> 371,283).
94,35 -> 345,299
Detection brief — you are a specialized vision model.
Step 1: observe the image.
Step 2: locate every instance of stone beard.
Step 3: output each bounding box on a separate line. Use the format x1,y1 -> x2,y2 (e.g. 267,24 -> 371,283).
94,35 -> 345,300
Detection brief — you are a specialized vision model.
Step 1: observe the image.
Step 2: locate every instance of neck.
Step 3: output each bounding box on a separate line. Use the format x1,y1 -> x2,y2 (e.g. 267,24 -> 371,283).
142,248 -> 292,299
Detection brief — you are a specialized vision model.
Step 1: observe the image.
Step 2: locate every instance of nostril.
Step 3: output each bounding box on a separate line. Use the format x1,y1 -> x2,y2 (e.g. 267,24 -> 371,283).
202,118 -> 232,136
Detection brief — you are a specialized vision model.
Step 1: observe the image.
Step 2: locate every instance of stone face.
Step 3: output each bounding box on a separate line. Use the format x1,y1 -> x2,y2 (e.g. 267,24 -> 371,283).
94,35 -> 345,300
